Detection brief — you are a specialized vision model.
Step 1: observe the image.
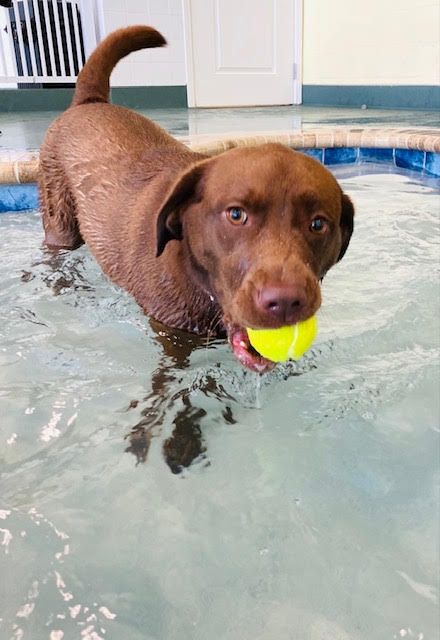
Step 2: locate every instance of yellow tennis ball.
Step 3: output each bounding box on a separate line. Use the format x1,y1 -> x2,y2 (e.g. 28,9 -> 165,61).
247,316 -> 318,363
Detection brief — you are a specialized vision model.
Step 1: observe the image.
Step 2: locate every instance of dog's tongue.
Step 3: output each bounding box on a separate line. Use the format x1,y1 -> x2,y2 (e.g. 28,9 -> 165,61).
229,328 -> 275,374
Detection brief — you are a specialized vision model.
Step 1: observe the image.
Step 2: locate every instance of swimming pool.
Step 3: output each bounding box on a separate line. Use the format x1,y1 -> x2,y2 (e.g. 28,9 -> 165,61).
0,165 -> 439,639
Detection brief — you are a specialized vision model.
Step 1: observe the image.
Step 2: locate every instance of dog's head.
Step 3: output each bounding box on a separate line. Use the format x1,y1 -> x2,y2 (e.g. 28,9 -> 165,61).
156,143 -> 354,372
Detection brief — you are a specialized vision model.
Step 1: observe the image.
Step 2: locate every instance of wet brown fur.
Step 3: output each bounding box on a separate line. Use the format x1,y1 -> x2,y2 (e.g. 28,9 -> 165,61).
39,25 -> 354,338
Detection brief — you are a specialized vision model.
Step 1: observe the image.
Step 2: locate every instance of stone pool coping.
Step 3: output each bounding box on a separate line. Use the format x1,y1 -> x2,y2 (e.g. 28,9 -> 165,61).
1,126 -> 439,186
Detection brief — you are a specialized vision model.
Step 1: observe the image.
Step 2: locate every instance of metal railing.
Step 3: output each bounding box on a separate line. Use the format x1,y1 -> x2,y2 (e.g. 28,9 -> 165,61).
0,0 -> 104,85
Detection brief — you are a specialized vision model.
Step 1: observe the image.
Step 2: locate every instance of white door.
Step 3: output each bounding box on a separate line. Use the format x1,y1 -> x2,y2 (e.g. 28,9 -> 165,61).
184,0 -> 302,108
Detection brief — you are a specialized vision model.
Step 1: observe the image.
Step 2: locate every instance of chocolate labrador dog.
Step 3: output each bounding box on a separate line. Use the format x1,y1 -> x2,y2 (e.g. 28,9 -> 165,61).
39,26 -> 354,374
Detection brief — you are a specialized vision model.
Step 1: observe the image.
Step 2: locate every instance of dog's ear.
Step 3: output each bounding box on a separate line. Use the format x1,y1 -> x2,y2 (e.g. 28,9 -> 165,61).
337,193 -> 354,262
156,161 -> 209,257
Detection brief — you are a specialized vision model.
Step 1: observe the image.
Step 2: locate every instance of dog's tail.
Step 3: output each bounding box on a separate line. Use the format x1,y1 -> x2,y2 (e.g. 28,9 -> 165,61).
71,26 -> 166,107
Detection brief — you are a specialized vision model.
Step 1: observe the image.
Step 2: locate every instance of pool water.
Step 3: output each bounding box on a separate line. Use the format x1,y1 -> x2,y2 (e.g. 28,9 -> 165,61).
0,168 -> 439,640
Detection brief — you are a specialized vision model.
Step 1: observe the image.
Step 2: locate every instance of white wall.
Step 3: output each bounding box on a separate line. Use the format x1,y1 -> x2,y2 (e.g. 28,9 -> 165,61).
0,7 -> 17,88
303,0 -> 440,85
102,0 -> 186,87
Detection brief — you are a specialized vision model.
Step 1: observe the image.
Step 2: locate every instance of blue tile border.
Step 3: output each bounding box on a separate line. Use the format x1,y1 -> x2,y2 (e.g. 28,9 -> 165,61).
298,148 -> 324,163
395,149 -> 425,172
359,147 -> 394,163
323,147 -> 358,165
1,148 -> 439,213
425,152 -> 440,177
299,147 -> 440,176
0,184 -> 39,212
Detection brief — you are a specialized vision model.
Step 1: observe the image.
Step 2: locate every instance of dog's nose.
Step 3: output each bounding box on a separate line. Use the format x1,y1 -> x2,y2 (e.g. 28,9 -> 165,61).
255,284 -> 307,324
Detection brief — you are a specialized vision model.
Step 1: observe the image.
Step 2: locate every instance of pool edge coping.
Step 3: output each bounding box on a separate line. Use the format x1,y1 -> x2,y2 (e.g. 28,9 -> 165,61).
1,126 -> 439,185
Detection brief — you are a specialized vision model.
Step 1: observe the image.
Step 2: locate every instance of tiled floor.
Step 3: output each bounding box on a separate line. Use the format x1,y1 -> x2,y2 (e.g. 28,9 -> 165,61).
1,105 -> 439,152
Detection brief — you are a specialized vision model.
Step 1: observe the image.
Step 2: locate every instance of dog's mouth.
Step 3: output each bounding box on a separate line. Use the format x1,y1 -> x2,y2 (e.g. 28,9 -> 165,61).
228,326 -> 275,374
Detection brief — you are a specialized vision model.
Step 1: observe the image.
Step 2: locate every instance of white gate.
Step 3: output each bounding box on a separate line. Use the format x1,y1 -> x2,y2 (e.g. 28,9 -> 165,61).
0,0 -> 104,85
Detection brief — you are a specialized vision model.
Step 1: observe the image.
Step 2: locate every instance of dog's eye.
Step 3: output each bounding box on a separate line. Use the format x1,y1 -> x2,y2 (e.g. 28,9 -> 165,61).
226,207 -> 248,226
310,217 -> 328,233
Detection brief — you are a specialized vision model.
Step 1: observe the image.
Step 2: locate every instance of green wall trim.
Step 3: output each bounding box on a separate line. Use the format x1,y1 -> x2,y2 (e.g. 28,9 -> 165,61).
2,84 -> 438,112
302,85 -> 440,110
0,85 -> 188,112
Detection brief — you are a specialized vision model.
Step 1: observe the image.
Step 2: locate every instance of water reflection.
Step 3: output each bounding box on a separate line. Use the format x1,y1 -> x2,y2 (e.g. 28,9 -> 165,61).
125,321 -> 230,474
21,246 -> 93,296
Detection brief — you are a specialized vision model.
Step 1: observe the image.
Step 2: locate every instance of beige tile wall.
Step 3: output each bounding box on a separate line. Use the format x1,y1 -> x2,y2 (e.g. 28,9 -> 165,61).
303,0 -> 440,85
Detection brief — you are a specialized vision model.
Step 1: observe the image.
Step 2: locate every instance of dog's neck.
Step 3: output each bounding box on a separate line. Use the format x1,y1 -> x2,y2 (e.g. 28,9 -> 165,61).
180,261 -> 223,335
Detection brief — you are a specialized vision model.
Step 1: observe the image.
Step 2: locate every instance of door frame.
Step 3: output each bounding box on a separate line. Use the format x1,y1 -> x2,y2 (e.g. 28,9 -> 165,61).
183,0 -> 303,108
